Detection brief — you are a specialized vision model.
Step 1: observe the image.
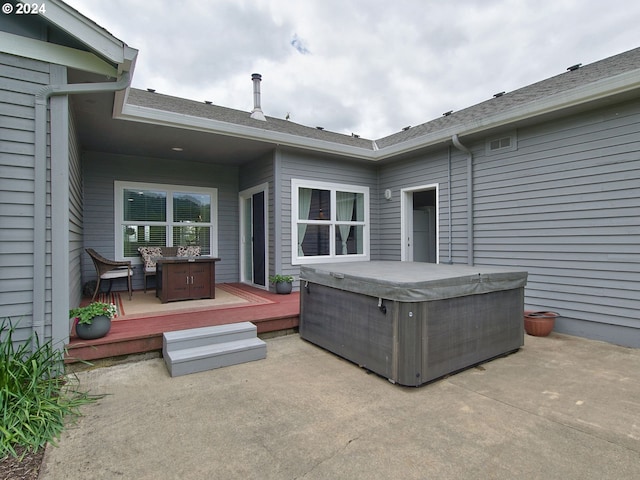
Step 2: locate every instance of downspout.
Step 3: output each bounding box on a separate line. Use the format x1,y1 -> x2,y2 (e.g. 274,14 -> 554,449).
451,134 -> 474,266
33,71 -> 131,347
273,148 -> 283,280
446,145 -> 453,264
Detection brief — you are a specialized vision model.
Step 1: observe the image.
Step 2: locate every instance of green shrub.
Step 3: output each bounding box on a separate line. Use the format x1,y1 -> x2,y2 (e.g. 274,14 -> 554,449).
69,301 -> 117,324
268,274 -> 294,284
0,320 -> 103,460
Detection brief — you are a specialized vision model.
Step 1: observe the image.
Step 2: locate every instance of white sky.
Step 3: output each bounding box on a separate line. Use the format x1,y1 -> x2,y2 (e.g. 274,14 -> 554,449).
65,0 -> 640,139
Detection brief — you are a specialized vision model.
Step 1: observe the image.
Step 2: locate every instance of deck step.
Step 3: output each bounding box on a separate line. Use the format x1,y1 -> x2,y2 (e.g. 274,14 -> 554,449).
163,322 -> 266,377
163,322 -> 258,355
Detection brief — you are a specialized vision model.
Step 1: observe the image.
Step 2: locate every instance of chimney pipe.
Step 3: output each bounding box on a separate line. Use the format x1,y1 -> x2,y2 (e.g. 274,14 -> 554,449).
250,73 -> 267,121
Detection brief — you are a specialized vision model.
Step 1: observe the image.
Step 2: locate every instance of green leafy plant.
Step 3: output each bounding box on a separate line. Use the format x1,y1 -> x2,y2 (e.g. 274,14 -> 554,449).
0,319 -> 103,460
269,274 -> 294,284
69,302 -> 117,325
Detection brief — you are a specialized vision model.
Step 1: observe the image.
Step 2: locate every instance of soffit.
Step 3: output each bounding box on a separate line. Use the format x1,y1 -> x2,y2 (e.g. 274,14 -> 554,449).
71,90 -> 276,164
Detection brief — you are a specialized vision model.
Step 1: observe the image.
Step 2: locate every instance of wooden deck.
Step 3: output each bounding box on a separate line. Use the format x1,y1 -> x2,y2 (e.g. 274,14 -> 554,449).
65,284 -> 299,363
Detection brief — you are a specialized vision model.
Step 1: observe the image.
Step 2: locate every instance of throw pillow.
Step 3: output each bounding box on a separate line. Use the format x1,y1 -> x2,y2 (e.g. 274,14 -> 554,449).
177,245 -> 201,257
138,246 -> 162,269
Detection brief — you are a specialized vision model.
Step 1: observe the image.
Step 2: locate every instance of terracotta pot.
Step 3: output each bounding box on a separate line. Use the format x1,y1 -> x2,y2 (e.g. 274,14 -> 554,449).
75,315 -> 111,340
524,311 -> 558,337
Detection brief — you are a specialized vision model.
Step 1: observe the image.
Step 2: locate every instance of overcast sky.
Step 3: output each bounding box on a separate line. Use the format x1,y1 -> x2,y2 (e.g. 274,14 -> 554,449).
65,0 -> 640,139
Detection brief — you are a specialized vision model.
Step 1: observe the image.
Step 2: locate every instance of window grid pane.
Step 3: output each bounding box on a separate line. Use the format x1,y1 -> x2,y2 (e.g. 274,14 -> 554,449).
335,225 -> 364,255
123,189 -> 166,222
173,192 -> 211,222
122,225 -> 167,257
300,224 -> 331,256
299,188 -> 331,221
172,226 -> 211,255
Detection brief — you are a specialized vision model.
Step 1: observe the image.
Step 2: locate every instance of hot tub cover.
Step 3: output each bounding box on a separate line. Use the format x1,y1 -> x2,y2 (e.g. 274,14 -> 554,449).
300,261 -> 528,302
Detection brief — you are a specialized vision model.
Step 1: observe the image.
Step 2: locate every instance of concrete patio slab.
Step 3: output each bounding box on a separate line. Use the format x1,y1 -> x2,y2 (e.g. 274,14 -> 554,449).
40,333 -> 640,480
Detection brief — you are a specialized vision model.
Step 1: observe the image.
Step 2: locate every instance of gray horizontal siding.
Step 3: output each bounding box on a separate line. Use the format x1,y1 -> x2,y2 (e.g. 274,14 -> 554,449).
471,100 -> 640,344
0,53 -> 50,341
239,153 -> 273,192
82,152 -> 241,290
369,100 -> 640,346
377,149 -> 467,263
68,107 -> 83,312
278,148 -> 378,281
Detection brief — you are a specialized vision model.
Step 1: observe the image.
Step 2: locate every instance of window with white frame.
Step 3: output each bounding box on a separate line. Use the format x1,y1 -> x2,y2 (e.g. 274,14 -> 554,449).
115,181 -> 217,260
291,179 -> 369,264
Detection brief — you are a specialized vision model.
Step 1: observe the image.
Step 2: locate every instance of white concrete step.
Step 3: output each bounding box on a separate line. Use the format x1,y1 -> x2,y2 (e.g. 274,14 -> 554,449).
163,322 -> 257,356
162,322 -> 266,377
165,337 -> 267,377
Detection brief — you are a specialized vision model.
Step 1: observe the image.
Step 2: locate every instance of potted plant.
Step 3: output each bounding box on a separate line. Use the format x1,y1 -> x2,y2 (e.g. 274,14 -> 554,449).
269,274 -> 294,294
69,301 -> 117,340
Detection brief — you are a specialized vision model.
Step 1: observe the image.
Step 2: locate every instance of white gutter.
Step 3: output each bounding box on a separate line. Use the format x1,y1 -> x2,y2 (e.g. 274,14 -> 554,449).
451,134 -> 474,266
374,67 -> 640,162
0,31 -> 118,77
32,72 -> 132,347
116,103 -> 378,160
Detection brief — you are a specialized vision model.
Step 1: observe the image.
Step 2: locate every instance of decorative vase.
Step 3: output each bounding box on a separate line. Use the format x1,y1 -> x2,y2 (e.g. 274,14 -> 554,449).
524,311 -> 558,337
75,315 -> 112,340
275,281 -> 292,294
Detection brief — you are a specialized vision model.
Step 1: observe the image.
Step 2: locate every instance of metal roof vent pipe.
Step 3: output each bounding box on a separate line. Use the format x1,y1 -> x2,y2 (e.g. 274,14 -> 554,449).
250,73 -> 267,121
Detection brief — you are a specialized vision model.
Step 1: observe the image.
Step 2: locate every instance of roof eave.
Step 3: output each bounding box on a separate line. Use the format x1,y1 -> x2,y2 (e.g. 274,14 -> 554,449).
40,0 -> 137,68
115,103 -> 377,160
373,67 -> 640,160
113,66 -> 640,163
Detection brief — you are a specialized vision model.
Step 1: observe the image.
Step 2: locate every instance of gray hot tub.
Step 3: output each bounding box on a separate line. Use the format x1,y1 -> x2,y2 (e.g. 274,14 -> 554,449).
299,261 -> 528,386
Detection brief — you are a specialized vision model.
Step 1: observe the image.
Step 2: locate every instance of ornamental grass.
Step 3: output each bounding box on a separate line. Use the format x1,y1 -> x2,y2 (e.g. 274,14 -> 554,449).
0,319 -> 102,459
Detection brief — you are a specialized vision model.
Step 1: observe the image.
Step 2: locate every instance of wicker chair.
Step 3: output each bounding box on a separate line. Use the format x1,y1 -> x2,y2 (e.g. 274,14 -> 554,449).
137,246 -> 177,293
85,248 -> 132,301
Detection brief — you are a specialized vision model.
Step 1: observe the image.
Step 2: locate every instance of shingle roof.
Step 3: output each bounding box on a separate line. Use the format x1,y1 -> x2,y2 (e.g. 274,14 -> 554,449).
125,46 -> 640,154
376,46 -> 640,149
126,88 -> 375,150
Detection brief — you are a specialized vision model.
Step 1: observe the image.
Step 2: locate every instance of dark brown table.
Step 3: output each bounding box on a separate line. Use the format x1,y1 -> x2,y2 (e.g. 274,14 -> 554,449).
156,256 -> 220,303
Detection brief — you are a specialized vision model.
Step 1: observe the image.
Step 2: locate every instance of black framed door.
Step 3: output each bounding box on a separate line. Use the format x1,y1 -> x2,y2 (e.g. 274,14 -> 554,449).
252,191 -> 266,286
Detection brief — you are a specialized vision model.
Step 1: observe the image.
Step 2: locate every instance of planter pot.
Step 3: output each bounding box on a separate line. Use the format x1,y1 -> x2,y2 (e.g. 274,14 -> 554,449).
275,281 -> 292,295
75,315 -> 111,340
524,311 -> 558,337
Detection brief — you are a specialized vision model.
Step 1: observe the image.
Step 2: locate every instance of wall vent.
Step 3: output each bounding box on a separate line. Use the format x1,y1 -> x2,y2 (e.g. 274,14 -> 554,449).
490,137 -> 511,150
486,132 -> 517,155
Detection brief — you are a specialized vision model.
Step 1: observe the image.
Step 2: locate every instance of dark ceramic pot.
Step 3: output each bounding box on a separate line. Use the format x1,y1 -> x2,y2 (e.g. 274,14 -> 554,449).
75,315 -> 111,340
275,281 -> 292,294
